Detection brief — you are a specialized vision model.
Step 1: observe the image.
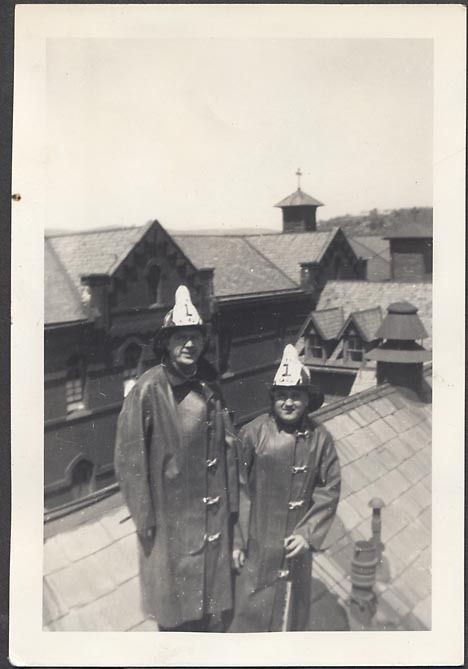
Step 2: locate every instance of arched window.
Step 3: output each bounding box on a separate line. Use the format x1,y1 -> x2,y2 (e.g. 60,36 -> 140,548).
123,343 -> 142,396
70,459 -> 95,500
145,262 -> 161,305
65,355 -> 86,413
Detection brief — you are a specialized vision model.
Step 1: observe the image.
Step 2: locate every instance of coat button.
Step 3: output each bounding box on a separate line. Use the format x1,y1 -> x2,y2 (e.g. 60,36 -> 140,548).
203,495 -> 221,507
206,457 -> 218,470
288,499 -> 305,510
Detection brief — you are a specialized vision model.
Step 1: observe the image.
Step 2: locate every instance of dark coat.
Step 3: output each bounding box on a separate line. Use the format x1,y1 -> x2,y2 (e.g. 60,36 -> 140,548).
230,413 -> 341,632
114,363 -> 239,628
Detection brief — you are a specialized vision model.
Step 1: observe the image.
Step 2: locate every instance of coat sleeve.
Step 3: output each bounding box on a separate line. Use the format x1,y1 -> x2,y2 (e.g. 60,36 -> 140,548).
114,383 -> 156,533
233,423 -> 256,551
222,407 -> 240,516
294,430 -> 341,551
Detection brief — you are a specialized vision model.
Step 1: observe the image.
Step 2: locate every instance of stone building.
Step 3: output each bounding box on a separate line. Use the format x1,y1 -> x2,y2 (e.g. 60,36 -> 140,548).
44,187 -> 364,507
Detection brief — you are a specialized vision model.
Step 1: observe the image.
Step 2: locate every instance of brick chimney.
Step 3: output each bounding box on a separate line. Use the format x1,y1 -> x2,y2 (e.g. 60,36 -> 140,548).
384,226 -> 433,282
365,301 -> 431,396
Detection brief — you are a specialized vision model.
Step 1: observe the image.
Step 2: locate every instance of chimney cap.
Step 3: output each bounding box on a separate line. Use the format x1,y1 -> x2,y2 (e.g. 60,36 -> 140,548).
387,301 -> 418,315
375,301 -> 428,341
366,346 -> 431,363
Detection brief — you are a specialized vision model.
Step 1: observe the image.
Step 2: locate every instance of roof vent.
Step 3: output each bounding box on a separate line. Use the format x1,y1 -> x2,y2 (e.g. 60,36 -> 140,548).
366,302 -> 431,398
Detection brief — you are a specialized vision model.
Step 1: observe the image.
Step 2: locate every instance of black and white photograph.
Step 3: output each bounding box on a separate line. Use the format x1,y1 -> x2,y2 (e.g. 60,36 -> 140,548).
9,4 -> 464,666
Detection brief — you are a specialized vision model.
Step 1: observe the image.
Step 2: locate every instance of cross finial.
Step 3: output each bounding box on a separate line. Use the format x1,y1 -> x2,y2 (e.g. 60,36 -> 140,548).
296,168 -> 302,190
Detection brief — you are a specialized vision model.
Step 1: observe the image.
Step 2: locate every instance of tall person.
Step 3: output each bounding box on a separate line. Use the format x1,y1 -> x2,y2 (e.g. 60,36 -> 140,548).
115,285 -> 239,632
230,345 -> 341,632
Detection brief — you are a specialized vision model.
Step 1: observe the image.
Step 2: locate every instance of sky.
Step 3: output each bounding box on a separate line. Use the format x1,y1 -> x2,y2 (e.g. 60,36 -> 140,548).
46,38 -> 433,232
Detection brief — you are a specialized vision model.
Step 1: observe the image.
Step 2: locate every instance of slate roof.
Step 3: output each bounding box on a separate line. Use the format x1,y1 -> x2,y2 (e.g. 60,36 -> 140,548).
46,223 -> 342,324
340,307 -> 383,342
246,230 -> 336,283
317,281 -> 432,348
47,225 -> 150,295
297,308 -> 344,345
347,236 -> 391,282
45,226 -> 151,325
173,235 -> 296,296
275,188 -> 324,208
312,307 -> 345,340
43,369 -> 432,632
45,239 -> 87,324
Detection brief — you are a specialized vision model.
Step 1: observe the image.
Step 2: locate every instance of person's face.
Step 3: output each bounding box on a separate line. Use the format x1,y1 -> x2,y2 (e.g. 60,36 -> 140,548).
167,327 -> 204,367
273,387 -> 309,426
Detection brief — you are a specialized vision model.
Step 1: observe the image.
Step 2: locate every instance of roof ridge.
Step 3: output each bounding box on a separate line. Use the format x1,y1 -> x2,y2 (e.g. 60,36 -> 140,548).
315,226 -> 339,263
315,306 -> 342,314
349,236 -> 388,260
106,221 -> 154,275
45,225 -> 144,239
352,305 -> 383,316
243,237 -> 300,288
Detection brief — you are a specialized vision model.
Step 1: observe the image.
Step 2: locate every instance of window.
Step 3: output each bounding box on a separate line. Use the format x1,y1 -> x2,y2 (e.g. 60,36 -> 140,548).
66,356 -> 86,413
308,334 -> 323,359
333,256 -> 342,280
347,335 -> 363,362
146,262 -> 161,304
123,343 -> 142,396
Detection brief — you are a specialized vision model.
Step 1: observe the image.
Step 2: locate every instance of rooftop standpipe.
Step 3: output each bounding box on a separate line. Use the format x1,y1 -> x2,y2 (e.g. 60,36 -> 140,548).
366,301 -> 431,398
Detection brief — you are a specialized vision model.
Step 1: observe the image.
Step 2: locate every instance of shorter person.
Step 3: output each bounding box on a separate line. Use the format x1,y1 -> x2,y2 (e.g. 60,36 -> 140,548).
230,344 -> 341,632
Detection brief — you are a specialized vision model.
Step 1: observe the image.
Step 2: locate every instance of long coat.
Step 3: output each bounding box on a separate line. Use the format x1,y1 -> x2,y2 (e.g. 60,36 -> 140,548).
114,363 -> 239,628
229,413 -> 341,632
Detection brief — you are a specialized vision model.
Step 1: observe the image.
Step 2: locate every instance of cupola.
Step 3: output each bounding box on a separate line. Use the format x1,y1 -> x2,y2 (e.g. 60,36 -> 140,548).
275,169 -> 323,233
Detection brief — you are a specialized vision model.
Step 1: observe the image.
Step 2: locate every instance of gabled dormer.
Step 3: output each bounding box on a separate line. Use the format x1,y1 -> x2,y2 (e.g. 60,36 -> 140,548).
296,307 -> 344,364
335,307 -> 383,364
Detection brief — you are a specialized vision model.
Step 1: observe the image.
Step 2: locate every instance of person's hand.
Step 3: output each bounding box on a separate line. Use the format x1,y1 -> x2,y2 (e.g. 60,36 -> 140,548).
139,527 -> 156,542
138,527 -> 156,556
232,549 -> 246,572
284,534 -> 309,558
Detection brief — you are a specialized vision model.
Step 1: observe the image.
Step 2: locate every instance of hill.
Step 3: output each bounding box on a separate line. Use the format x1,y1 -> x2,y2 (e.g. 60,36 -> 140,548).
317,207 -> 432,237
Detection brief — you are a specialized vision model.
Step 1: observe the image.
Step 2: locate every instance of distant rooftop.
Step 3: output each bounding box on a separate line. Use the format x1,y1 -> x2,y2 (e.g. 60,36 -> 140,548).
275,188 -> 324,208
43,369 -> 432,632
384,223 -> 433,239
318,281 -> 432,348
45,223 -> 345,325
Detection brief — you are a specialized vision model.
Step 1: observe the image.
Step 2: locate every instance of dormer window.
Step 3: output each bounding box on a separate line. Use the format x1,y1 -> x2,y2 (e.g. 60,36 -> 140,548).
66,355 -> 86,413
308,333 -> 323,359
123,343 -> 142,396
347,335 -> 364,362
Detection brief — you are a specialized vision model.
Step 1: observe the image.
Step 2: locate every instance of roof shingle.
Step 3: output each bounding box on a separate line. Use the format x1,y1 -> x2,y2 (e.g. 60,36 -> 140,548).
173,235 -> 296,296
43,369 -> 431,632
317,281 -> 432,347
247,230 -> 334,283
45,240 -> 87,324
